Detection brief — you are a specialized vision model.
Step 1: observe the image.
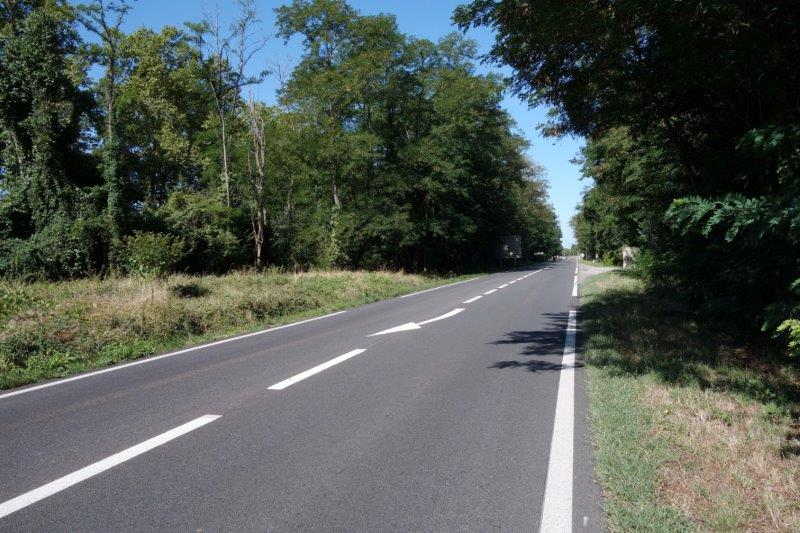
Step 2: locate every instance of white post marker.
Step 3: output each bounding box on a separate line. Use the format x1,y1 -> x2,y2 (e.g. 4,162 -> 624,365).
572,275 -> 578,297
539,310 -> 577,532
0,415 -> 221,519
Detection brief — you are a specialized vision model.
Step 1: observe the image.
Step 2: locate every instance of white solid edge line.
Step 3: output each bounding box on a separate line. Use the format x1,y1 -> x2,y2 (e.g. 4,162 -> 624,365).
539,310 -> 577,533
268,349 -> 366,391
418,308 -> 465,326
483,289 -> 498,295
0,415 -> 220,519
498,284 -> 509,289
399,276 -> 482,298
0,311 -> 347,401
462,295 -> 483,304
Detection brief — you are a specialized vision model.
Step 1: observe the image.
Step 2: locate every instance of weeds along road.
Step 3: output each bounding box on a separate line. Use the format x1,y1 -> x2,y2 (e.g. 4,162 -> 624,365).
0,258 -> 601,531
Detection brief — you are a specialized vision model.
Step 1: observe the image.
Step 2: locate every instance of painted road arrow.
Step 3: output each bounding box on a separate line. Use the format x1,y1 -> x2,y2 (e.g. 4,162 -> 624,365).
369,308 -> 465,336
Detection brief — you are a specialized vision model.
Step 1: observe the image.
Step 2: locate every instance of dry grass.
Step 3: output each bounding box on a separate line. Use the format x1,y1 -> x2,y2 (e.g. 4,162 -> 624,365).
651,385 -> 800,531
582,271 -> 800,532
0,269 -> 464,389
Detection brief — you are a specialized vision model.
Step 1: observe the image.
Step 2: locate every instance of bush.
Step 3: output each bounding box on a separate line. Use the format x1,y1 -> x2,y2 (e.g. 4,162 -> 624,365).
0,215 -> 109,280
159,192 -> 249,273
601,250 -> 620,266
124,232 -> 185,278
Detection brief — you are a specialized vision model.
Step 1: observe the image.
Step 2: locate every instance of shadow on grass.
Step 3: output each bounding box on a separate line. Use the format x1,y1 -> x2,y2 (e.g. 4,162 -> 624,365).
581,277 -> 800,413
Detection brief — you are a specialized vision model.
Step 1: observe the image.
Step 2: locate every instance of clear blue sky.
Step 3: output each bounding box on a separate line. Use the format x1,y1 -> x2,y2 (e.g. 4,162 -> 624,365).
121,0 -> 586,246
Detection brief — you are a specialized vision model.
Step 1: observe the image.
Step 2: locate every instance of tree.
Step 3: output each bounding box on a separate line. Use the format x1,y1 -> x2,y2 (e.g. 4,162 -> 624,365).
456,0 -> 800,345
276,0 -> 402,265
187,0 -> 267,207
77,0 -> 133,245
0,1 -> 106,279
0,1 -> 87,229
116,25 -> 212,207
1,0 -> 564,280
242,98 -> 273,267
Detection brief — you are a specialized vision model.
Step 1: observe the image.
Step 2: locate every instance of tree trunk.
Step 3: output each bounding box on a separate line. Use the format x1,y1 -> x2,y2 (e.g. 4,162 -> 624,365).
332,178 -> 341,208
104,57 -> 122,244
252,207 -> 267,268
219,107 -> 231,207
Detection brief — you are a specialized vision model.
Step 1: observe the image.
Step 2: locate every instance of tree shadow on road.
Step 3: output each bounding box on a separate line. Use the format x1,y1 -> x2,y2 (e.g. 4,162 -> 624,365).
489,312 -> 584,373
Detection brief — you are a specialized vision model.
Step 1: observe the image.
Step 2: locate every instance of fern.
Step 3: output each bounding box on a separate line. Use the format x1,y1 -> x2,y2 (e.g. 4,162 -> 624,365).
666,194 -> 799,244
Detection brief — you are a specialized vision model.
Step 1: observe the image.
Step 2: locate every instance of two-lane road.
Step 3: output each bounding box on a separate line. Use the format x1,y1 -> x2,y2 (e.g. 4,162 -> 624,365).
0,259 -> 602,531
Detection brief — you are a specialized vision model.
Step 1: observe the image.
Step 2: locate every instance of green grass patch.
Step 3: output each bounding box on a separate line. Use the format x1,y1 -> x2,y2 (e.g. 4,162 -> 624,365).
0,270 -> 476,390
581,257 -> 618,268
581,271 -> 800,531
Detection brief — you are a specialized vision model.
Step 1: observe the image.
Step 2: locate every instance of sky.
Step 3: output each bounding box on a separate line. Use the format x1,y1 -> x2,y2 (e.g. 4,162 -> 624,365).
120,0 -> 586,246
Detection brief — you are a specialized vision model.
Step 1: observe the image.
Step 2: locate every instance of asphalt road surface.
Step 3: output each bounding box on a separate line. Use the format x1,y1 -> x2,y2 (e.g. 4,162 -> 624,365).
0,258 -> 603,531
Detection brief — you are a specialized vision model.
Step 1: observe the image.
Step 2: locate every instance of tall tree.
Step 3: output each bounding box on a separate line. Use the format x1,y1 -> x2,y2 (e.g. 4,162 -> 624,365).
187,0 -> 267,207
456,0 -> 800,343
77,0 -> 133,245
116,25 -> 212,207
0,0 -> 86,230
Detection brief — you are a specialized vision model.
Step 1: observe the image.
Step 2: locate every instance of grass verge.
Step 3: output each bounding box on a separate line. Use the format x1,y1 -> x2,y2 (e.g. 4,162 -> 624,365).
581,257 -> 616,268
0,269 -> 474,390
582,271 -> 800,531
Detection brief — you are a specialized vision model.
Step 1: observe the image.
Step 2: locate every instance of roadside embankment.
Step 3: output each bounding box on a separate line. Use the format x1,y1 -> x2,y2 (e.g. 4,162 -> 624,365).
0,270 -> 469,390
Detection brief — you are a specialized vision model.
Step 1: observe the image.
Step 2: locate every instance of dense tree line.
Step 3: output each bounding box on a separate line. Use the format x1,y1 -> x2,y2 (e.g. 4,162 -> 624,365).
0,0 -> 561,280
457,1 -> 800,352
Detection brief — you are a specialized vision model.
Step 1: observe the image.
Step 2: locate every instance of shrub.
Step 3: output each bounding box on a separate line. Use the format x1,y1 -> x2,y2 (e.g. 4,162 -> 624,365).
601,250 -> 620,266
159,192 -> 249,273
124,232 -> 185,278
0,215 -> 109,280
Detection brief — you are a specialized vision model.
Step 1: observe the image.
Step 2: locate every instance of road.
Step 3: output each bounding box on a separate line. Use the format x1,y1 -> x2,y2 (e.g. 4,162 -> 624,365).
0,258 -> 603,531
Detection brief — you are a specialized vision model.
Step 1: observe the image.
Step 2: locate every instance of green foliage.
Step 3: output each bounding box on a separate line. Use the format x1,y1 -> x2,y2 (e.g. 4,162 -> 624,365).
158,192 -> 247,273
169,281 -> 209,298
458,0 -> 800,353
0,215 -> 109,280
776,320 -> 800,357
2,0 -> 561,283
123,232 -> 185,278
278,2 -> 560,270
0,1 -> 89,231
